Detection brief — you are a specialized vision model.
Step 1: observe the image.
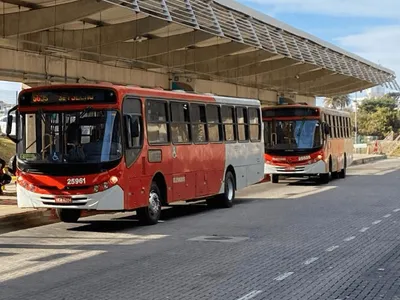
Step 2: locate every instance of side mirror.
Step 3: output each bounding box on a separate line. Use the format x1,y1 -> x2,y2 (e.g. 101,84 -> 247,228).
6,115 -> 13,135
131,118 -> 139,138
323,123 -> 330,135
124,115 -> 133,148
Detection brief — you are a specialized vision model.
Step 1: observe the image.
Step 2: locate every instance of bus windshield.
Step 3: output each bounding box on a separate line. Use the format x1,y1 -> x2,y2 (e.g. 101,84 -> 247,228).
18,109 -> 122,164
264,119 -> 323,153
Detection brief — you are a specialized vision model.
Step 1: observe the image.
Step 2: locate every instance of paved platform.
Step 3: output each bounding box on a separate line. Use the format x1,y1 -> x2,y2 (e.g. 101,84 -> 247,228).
0,158 -> 399,299
0,153 -> 388,233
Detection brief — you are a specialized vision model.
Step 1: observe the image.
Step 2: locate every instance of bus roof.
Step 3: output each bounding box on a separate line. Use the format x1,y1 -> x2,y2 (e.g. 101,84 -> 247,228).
20,84 -> 261,105
262,104 -> 351,117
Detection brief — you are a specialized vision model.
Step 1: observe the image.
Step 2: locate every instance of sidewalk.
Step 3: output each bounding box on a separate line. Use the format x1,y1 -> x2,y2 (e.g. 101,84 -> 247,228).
0,153 -> 388,233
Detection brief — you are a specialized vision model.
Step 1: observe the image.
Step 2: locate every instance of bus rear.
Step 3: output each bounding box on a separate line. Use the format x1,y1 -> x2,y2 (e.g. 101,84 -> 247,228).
262,104 -> 352,184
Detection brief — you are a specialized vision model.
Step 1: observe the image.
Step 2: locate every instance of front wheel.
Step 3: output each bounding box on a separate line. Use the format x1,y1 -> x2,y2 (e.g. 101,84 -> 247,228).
318,173 -> 330,184
137,182 -> 162,225
271,174 -> 279,183
56,208 -> 81,223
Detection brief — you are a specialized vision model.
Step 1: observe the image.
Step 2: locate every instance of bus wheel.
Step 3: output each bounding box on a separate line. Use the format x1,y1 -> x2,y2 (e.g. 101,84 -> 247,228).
272,174 -> 279,183
318,173 -> 330,184
339,162 -> 347,178
219,171 -> 235,208
56,208 -> 81,223
137,182 -> 162,225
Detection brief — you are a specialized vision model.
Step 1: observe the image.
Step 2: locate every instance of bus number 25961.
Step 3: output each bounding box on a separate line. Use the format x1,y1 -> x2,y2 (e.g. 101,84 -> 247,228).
67,178 -> 86,185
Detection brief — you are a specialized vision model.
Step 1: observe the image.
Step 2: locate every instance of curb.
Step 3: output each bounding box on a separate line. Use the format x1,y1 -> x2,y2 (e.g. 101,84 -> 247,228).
0,209 -> 57,234
351,155 -> 387,166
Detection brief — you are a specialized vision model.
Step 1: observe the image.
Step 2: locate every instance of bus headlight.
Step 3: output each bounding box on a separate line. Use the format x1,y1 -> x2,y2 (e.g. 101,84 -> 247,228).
103,182 -> 109,190
109,176 -> 118,185
93,185 -> 99,193
317,155 -> 323,160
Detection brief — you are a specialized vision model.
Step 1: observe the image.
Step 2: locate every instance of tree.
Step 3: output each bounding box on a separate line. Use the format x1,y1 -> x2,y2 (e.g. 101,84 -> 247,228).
323,94 -> 351,109
386,92 -> 400,102
356,97 -> 400,139
358,96 -> 397,113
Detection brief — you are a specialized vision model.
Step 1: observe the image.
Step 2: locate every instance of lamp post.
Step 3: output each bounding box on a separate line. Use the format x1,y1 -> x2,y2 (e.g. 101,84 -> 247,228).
354,101 -> 358,144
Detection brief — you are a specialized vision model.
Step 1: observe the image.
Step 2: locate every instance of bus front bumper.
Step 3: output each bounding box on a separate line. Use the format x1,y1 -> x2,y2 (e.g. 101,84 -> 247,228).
264,160 -> 327,175
16,185 -> 124,210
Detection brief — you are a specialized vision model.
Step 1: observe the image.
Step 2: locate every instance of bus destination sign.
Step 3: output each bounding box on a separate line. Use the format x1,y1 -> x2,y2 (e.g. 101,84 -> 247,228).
19,88 -> 117,106
32,93 -> 96,103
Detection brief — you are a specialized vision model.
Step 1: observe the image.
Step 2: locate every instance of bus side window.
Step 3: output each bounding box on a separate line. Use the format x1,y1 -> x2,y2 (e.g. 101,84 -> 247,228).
206,105 -> 222,142
190,104 -> 207,143
147,100 -> 169,144
248,107 -> 261,142
170,102 -> 191,144
221,105 -> 236,142
236,106 -> 249,142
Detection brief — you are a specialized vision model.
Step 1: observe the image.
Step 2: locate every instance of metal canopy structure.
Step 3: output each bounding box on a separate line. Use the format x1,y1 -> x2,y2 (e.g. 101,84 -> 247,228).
0,0 -> 398,97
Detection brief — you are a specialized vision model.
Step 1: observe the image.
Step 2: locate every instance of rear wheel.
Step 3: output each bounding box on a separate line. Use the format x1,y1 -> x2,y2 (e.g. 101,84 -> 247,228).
271,174 -> 279,184
56,208 -> 81,223
208,171 -> 235,208
137,182 -> 162,225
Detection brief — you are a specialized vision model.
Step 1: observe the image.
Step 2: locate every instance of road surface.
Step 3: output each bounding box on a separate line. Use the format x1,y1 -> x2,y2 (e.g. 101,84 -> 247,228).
0,159 -> 399,300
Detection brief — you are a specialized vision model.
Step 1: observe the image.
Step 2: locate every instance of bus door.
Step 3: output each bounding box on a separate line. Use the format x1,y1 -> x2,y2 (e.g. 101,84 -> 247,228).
123,97 -> 146,208
170,101 -> 196,201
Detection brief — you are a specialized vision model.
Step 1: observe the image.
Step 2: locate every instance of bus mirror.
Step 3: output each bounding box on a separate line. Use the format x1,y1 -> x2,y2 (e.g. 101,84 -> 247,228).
131,118 -> 139,138
323,123 -> 330,135
6,115 -> 13,135
124,115 -> 133,148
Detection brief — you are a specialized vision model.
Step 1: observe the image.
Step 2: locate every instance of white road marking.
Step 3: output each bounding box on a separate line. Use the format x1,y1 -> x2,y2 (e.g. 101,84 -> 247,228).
274,272 -> 294,281
236,290 -> 263,300
326,246 -> 339,252
383,214 -> 391,218
0,249 -> 106,283
359,227 -> 369,233
304,257 -> 319,265
394,209 -> 400,212
372,220 -> 382,225
344,236 -> 356,242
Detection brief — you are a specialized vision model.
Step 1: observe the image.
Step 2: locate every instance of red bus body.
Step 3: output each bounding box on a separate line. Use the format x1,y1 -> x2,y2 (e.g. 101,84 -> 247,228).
8,84 -> 264,223
262,104 -> 353,183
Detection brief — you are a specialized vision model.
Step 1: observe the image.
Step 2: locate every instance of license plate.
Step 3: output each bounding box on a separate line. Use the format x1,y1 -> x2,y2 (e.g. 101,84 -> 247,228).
55,196 -> 72,204
285,166 -> 295,171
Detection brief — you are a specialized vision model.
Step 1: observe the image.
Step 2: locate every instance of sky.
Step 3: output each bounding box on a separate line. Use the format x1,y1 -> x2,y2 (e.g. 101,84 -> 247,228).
0,1 -> 398,105
239,0 -> 399,105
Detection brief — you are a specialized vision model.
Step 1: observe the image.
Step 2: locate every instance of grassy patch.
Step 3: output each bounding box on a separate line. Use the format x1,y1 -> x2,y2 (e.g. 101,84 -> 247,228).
0,136 -> 15,162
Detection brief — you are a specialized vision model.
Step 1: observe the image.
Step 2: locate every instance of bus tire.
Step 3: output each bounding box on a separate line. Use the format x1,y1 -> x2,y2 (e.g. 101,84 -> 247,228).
218,171 -> 236,208
137,182 -> 162,225
271,174 -> 279,183
339,157 -> 347,179
319,173 -> 330,184
56,208 -> 80,223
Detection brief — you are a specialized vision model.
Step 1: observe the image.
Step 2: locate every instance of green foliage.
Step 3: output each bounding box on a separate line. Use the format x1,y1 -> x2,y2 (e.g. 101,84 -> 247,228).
323,94 -> 351,109
356,96 -> 400,139
358,96 -> 397,113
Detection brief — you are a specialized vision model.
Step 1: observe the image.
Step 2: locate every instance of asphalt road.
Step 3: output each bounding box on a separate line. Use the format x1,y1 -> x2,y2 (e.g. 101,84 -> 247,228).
0,159 -> 399,300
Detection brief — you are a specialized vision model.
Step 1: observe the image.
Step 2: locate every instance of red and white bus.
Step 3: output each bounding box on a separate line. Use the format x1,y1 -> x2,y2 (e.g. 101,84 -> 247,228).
262,104 -> 353,184
6,84 -> 264,224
